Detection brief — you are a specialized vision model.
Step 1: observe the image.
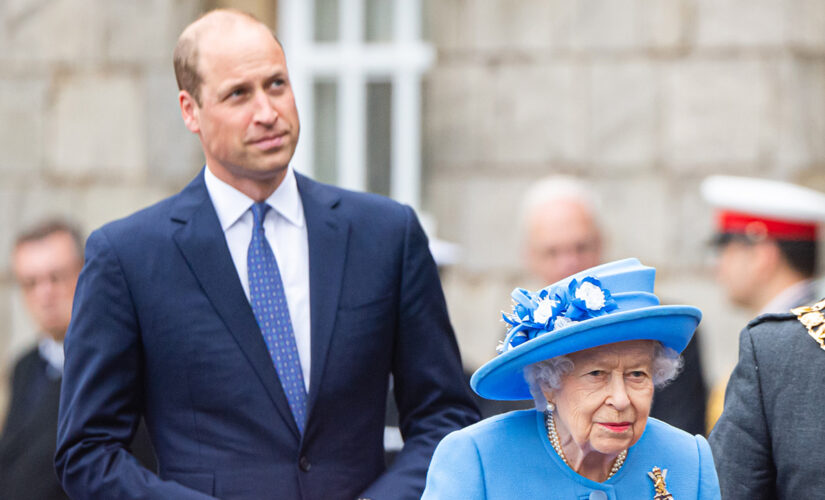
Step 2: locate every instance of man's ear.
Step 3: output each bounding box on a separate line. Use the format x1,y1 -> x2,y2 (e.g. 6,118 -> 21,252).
179,90 -> 201,134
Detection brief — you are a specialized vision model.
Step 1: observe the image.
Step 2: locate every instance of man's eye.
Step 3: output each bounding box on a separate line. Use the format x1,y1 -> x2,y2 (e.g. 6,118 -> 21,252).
228,88 -> 246,98
270,79 -> 285,89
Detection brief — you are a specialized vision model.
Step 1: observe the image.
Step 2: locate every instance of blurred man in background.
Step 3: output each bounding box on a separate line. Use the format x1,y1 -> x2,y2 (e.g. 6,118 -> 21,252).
0,220 -> 154,500
702,175 -> 825,431
706,176 -> 825,498
519,175 -> 707,435
702,175 -> 824,315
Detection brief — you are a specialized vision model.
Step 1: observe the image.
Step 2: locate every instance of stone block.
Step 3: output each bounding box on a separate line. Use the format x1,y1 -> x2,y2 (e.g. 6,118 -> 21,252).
427,174 -> 528,273
589,60 -> 658,170
424,0 -> 474,53
596,175 -> 671,268
101,0 -> 204,64
423,64 -> 485,168
476,62 -> 589,165
144,69 -> 204,187
441,269 -> 521,370
663,58 -> 775,170
0,77 -> 48,176
694,0 -> 784,49
78,184 -> 174,232
785,0 -> 825,50
776,57 -> 825,173
49,73 -> 147,181
667,175 -> 717,270
639,0 -> 691,51
3,0 -> 102,66
563,0 -> 642,52
469,0 -> 557,52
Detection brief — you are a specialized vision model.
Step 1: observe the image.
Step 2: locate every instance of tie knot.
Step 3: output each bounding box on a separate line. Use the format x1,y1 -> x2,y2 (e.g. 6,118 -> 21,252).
250,202 -> 271,230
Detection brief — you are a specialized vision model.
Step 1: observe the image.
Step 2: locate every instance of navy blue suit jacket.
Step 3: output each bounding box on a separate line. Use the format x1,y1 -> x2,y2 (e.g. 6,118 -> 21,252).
55,171 -> 479,499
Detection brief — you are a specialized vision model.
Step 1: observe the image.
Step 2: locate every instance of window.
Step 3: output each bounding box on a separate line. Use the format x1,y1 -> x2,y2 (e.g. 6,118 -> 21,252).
278,0 -> 434,209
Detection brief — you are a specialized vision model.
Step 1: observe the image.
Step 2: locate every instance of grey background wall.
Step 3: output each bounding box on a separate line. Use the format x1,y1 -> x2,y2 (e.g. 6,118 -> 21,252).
1,0 -> 824,416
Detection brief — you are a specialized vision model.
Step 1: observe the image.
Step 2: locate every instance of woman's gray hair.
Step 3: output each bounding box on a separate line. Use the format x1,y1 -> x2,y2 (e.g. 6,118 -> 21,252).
523,341 -> 683,410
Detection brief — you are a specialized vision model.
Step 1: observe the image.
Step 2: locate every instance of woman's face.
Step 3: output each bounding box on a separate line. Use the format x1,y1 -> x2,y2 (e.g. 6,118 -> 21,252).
543,340 -> 656,459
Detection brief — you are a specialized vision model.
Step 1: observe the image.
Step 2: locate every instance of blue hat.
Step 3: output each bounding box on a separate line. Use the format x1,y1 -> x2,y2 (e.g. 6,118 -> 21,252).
470,258 -> 702,401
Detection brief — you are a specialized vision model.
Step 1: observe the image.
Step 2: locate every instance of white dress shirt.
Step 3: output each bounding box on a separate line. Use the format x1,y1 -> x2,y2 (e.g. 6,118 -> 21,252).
204,166 -> 311,390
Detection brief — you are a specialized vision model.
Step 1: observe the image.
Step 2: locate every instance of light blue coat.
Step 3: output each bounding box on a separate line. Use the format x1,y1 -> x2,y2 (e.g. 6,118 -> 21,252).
423,410 -> 720,499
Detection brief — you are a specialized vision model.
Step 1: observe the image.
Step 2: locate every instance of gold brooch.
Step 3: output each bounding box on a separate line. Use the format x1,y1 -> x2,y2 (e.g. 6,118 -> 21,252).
791,298 -> 825,351
647,466 -> 674,500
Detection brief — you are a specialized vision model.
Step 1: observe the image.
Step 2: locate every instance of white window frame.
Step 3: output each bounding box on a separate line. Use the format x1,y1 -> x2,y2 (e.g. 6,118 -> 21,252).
278,0 -> 434,210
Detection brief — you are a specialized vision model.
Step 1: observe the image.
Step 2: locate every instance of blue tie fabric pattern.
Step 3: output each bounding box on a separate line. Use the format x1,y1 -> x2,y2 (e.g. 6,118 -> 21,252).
247,202 -> 308,433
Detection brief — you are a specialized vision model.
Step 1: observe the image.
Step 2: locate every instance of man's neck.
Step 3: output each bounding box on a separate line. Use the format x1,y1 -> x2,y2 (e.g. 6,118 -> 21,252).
752,270 -> 810,313
206,164 -> 288,202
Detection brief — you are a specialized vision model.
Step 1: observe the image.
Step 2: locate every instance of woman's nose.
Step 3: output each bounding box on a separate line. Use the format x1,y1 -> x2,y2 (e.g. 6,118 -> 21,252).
606,375 -> 630,410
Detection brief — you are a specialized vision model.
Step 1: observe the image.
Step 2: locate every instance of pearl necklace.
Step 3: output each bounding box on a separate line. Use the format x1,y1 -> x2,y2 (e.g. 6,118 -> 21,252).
544,410 -> 627,480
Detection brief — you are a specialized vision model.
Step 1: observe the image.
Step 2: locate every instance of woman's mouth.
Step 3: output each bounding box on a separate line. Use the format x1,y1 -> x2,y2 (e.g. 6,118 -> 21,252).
599,422 -> 632,433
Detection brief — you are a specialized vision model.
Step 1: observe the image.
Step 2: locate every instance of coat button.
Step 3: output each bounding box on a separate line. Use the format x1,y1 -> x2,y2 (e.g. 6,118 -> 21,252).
589,491 -> 607,500
299,455 -> 311,472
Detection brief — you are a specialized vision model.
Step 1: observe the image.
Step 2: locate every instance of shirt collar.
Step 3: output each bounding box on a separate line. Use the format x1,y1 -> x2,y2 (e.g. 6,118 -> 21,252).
38,336 -> 64,375
204,166 -> 304,230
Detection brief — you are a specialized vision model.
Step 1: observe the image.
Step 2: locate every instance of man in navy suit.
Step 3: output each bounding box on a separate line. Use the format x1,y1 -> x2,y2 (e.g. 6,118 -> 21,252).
55,9 -> 478,500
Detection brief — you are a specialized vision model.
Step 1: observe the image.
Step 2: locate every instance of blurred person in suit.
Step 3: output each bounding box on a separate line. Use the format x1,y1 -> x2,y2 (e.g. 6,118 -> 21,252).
0,220 -> 155,500
55,9 -> 477,500
518,176 -> 708,435
701,175 -> 825,431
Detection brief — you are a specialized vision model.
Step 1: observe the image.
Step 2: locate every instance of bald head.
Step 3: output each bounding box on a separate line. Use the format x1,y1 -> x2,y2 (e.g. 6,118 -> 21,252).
521,176 -> 603,284
174,9 -> 277,106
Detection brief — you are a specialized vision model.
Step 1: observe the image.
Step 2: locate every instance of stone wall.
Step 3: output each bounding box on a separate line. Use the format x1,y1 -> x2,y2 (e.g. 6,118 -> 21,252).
422,0 -> 825,386
1,0 -> 825,418
0,0 -> 208,411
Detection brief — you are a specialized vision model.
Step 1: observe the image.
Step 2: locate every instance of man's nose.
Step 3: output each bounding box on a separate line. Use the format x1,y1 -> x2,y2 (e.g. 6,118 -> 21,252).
253,91 -> 277,124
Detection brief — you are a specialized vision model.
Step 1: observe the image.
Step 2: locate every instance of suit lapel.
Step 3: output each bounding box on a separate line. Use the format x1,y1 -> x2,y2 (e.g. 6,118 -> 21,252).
296,174 -> 349,418
170,171 -> 300,439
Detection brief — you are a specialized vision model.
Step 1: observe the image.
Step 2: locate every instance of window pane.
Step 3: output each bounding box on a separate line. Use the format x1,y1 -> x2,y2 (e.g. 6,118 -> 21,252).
315,0 -> 339,42
365,0 -> 393,42
366,81 -> 392,196
313,80 -> 338,185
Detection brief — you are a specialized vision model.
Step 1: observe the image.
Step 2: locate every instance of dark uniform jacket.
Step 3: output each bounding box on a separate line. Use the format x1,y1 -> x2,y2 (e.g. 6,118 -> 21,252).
709,298 -> 825,499
0,347 -> 156,500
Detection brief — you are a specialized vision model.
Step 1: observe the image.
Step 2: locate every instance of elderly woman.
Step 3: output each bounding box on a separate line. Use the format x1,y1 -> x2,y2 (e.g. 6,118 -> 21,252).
423,259 -> 720,499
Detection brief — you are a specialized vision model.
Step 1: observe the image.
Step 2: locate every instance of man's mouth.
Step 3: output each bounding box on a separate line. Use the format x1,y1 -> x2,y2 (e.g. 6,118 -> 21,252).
251,132 -> 287,150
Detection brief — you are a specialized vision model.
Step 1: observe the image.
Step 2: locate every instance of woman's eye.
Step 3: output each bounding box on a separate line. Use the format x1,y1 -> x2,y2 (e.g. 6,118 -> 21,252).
628,371 -> 648,379
586,370 -> 605,377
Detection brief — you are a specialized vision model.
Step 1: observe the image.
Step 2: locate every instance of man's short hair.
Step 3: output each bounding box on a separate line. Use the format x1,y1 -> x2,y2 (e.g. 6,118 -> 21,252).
173,9 -> 277,106
14,219 -> 84,262
777,239 -> 817,277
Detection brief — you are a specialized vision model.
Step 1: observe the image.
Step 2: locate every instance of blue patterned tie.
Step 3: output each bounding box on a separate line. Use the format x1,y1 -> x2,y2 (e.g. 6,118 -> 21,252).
247,202 -> 308,433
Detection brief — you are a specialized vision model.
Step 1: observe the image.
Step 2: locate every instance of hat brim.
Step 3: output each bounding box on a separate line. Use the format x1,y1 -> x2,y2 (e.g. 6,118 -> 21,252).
470,305 -> 701,401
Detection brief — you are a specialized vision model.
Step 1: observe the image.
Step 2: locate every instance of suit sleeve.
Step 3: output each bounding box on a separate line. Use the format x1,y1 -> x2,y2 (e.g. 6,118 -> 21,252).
55,229 -> 216,500
359,206 -> 480,499
421,430 -> 486,500
708,326 -> 777,500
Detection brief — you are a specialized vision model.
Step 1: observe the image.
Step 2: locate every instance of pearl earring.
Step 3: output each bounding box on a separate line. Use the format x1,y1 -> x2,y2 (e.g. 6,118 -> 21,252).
546,402 -> 555,412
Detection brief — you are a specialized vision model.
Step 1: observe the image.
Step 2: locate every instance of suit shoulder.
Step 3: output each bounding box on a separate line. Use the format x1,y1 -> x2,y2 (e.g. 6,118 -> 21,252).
297,174 -> 409,217
95,192 -> 180,240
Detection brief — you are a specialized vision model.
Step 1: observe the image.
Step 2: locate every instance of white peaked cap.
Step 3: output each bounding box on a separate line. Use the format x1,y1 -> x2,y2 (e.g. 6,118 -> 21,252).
701,175 -> 825,223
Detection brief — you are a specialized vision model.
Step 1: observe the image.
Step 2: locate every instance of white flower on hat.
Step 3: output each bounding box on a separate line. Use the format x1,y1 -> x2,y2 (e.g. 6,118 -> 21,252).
533,297 -> 558,324
575,281 -> 606,310
553,316 -> 578,330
